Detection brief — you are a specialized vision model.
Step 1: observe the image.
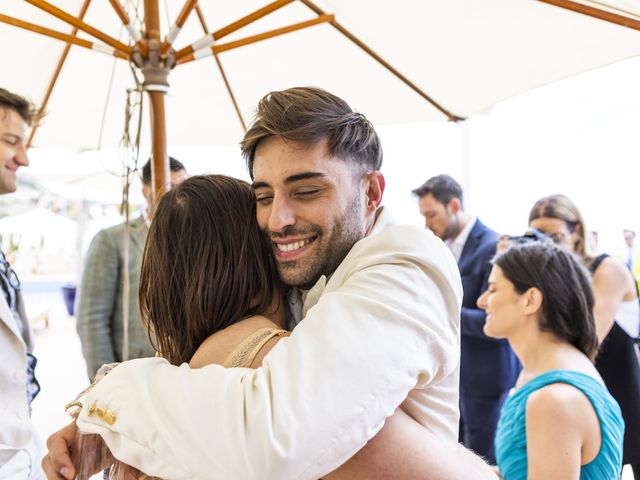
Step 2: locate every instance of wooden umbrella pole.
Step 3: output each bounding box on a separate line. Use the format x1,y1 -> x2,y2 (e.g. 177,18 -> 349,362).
149,91 -> 168,201
538,0 -> 640,31
28,0 -> 92,148
25,0 -> 133,55
143,0 -> 169,203
175,0 -> 294,60
0,13 -> 129,59
299,0 -> 462,122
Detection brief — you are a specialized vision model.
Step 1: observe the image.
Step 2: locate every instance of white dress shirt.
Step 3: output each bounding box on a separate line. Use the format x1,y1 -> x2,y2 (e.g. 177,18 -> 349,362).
77,208 -> 462,480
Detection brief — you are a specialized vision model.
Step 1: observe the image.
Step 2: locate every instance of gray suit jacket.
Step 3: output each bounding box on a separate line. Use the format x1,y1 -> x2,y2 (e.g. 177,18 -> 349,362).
0,285 -> 42,474
76,214 -> 155,379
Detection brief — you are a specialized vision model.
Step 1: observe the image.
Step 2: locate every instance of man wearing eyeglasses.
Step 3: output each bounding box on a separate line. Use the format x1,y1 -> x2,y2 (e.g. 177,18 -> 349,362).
0,88 -> 44,480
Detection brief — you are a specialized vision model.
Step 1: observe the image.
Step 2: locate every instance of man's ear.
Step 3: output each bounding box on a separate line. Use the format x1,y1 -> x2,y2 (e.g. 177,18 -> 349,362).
364,171 -> 385,213
523,287 -> 543,315
448,197 -> 462,215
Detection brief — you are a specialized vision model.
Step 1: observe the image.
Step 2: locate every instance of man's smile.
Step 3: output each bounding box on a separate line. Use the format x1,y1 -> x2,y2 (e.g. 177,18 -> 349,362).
272,236 -> 317,259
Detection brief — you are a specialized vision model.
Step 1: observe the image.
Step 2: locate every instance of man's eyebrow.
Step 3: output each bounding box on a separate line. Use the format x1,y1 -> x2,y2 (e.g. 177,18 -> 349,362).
285,172 -> 326,183
251,172 -> 326,190
251,180 -> 270,190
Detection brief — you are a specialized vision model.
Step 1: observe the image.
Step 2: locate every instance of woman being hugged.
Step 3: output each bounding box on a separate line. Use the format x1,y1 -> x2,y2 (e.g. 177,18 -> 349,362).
478,242 -> 624,480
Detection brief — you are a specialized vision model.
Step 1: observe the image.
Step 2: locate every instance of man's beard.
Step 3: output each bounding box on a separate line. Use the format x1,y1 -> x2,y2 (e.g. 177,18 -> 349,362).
441,213 -> 459,241
268,193 -> 364,290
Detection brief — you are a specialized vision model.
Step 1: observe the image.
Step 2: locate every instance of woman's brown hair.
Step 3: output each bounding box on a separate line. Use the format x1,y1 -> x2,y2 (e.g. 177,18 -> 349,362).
493,242 -> 598,360
140,174 -> 282,365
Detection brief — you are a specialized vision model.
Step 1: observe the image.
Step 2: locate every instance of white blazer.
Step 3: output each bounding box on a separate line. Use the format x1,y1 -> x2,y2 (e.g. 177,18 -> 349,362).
0,288 -> 43,479
78,208 -> 462,480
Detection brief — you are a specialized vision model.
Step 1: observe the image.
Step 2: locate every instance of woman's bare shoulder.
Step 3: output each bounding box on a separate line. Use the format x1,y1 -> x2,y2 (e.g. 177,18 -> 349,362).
593,256 -> 637,297
525,381 -> 596,434
189,315 -> 282,368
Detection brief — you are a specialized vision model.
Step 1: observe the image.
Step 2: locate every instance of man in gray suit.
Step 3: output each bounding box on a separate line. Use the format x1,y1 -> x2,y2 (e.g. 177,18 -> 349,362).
76,158 -> 187,379
0,88 -> 43,479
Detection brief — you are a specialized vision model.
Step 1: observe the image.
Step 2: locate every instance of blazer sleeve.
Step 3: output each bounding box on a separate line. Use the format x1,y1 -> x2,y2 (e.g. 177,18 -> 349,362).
459,238 -> 496,339
76,229 -> 120,379
76,230 -> 461,480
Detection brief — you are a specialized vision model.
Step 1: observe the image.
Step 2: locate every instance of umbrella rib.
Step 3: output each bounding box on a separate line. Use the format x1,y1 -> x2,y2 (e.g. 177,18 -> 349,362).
215,0 -> 294,40
28,0 -> 92,148
0,13 -> 129,60
192,4 -> 247,132
164,0 -> 197,45
298,0 -> 461,122
176,15 -> 334,63
25,0 -> 133,55
108,0 -> 144,43
174,0 -> 294,60
538,0 -> 640,31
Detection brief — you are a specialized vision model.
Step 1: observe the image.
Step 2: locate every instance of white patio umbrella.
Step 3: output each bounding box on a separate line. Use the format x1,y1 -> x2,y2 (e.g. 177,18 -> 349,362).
2,0 -> 640,192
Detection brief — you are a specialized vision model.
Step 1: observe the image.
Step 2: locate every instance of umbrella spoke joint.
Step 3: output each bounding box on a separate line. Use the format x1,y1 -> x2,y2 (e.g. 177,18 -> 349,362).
132,39 -> 176,92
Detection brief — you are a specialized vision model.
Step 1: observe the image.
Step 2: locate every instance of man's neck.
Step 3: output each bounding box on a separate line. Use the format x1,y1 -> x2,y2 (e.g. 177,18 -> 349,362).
363,207 -> 384,237
453,212 -> 471,239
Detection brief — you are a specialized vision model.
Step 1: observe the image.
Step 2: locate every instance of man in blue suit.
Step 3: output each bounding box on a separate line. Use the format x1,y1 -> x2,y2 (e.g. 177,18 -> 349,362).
413,174 -> 520,464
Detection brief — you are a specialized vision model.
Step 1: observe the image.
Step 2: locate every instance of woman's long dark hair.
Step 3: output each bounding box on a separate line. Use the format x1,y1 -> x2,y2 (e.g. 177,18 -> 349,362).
493,242 -> 599,361
139,175 -> 282,365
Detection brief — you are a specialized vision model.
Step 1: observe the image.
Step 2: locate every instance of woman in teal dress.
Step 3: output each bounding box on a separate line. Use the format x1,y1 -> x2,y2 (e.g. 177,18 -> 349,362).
477,241 -> 624,480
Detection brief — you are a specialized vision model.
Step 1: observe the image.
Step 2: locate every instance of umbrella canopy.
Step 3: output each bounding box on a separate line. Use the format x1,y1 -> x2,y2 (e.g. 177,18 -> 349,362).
2,0 -> 640,146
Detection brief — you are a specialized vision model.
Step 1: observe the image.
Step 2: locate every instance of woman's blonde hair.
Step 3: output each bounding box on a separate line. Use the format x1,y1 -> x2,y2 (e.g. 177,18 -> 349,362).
528,194 -> 595,263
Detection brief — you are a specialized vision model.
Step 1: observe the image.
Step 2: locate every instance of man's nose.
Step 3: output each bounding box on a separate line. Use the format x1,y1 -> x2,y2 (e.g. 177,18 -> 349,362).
15,145 -> 29,167
268,196 -> 296,233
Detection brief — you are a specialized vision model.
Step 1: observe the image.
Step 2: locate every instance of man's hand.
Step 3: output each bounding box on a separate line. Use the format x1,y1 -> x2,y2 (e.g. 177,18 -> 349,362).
42,421 -> 112,479
42,422 -> 78,479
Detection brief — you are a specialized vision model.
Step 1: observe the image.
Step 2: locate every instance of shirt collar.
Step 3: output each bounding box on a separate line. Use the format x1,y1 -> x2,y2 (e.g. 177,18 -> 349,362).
445,216 -> 476,257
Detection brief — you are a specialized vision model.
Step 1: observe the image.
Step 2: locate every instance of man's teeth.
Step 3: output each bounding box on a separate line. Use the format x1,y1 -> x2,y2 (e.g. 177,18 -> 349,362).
277,239 -> 311,252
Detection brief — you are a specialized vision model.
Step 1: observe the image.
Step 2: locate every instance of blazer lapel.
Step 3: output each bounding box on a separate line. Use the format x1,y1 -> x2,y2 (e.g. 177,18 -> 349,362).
458,220 -> 483,269
0,291 -> 23,345
127,215 -> 148,251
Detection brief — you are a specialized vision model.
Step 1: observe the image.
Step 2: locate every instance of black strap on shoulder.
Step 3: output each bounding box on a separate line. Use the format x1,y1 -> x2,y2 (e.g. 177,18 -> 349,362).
589,253 -> 609,274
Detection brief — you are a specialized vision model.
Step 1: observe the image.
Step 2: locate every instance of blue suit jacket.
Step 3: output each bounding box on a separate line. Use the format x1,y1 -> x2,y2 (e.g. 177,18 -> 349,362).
458,219 -> 520,397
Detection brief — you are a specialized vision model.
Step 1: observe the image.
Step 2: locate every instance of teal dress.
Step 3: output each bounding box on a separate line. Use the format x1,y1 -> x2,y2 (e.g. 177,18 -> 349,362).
495,370 -> 624,480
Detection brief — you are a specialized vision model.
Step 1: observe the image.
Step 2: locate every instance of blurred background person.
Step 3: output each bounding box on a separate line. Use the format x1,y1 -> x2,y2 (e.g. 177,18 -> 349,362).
413,174 -> 519,464
621,229 -> 640,291
76,157 -> 187,379
478,241 -> 624,479
0,88 -> 44,479
528,194 -> 640,478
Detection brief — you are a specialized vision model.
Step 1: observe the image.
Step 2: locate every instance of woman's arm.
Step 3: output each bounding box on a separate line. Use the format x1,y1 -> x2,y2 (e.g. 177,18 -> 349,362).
592,257 -> 636,342
326,408 -> 496,480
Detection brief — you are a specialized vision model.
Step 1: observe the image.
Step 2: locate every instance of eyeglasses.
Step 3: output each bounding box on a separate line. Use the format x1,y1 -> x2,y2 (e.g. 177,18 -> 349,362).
546,232 -> 567,244
0,251 -> 20,291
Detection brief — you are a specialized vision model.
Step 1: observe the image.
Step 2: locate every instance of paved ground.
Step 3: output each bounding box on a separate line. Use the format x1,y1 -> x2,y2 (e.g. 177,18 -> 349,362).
25,284 -> 634,479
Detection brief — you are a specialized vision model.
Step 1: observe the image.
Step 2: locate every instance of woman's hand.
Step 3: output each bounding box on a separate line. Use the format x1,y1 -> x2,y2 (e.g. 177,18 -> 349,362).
496,234 -> 511,253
